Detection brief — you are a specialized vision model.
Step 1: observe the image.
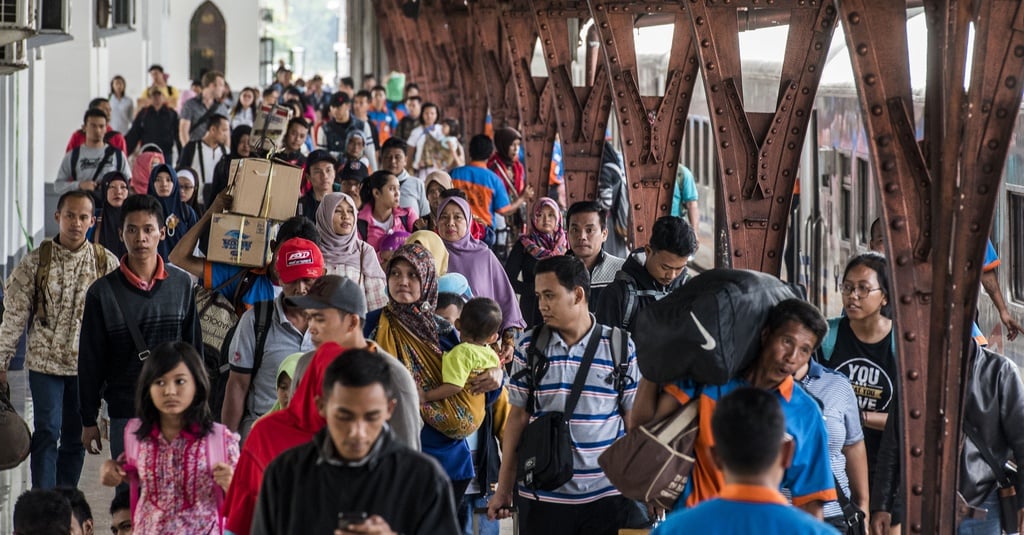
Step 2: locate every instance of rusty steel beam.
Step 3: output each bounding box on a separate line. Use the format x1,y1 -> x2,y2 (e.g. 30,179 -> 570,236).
470,0 -> 521,130
687,1 -> 837,274
587,1 -> 699,247
502,0 -> 557,205
530,0 -> 614,208
446,5 -> 491,137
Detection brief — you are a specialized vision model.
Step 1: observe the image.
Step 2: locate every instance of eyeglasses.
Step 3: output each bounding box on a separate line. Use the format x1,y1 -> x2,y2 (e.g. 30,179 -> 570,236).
179,185 -> 195,191
840,283 -> 883,297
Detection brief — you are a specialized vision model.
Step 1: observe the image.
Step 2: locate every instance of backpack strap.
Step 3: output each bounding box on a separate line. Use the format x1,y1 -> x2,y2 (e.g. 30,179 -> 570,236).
357,219 -> 369,241
90,146 -> 118,183
510,324 -> 551,415
206,423 -> 228,533
608,326 -> 633,417
93,243 -> 108,275
250,299 -> 275,379
70,147 -> 81,181
820,317 -> 842,362
615,271 -> 638,330
123,418 -> 143,521
33,241 -> 54,326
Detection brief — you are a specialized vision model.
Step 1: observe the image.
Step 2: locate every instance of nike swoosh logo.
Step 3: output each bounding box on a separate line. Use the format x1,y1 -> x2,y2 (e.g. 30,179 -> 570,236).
690,311 -> 717,351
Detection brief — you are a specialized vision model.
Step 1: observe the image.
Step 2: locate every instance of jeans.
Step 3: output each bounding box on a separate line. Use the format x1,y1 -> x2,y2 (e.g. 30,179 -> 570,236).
460,493 -> 499,535
28,371 -> 84,489
959,489 -> 1002,535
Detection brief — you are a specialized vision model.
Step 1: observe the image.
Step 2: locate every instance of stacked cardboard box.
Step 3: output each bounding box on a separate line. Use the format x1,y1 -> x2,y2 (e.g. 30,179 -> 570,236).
206,158 -> 303,268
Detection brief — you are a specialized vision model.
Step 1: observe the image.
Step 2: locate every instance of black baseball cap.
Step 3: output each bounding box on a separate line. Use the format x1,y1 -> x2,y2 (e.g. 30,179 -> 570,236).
285,275 -> 368,319
339,160 -> 369,183
329,91 -> 351,107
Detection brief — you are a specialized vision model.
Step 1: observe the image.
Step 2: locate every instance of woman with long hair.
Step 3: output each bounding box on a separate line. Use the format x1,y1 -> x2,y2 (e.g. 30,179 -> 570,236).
230,87 -> 258,129
108,75 -> 134,133
100,342 -> 239,534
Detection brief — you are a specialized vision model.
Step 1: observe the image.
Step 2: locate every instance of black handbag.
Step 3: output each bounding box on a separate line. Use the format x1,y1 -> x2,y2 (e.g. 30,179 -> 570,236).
833,475 -> 867,535
963,418 -> 1019,532
515,325 -> 601,495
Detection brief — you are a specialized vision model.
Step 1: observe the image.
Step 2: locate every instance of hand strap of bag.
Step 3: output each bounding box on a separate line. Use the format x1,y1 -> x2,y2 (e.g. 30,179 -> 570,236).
562,326 -> 603,422
964,417 -> 1015,488
111,295 -> 150,361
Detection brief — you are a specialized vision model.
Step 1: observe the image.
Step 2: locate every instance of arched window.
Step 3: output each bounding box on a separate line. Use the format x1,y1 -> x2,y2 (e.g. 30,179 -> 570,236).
189,1 -> 226,82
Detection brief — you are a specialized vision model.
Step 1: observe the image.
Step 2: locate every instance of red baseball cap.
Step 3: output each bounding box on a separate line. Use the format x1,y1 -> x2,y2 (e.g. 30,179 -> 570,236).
275,238 -> 325,284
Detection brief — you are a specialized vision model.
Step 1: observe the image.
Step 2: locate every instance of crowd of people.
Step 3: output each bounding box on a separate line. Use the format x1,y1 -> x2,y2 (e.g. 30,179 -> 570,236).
3,62 -> 1024,535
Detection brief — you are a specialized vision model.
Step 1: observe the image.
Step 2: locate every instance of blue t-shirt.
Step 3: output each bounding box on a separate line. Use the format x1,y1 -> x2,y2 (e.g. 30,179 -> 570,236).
973,239 -> 1000,344
671,164 -> 699,217
204,262 -> 277,308
653,485 -> 837,535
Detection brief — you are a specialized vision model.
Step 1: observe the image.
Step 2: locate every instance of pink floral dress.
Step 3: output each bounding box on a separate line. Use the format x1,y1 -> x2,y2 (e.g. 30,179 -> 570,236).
132,425 -> 240,534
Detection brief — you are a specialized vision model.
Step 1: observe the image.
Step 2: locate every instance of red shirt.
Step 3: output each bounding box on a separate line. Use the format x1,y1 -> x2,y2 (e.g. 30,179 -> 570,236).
119,255 -> 169,292
66,128 -> 129,155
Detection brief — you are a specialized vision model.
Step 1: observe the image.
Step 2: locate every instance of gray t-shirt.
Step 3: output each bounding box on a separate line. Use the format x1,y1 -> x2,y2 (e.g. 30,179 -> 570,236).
292,343 -> 423,451
228,295 -> 315,416
55,144 -> 130,187
180,96 -> 230,142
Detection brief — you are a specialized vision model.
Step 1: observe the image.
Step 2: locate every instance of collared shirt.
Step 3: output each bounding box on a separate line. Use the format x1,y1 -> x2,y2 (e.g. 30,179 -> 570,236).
318,424 -> 390,468
450,163 -> 511,227
665,375 -> 836,508
119,255 -> 169,292
228,293 -> 315,416
651,484 -> 838,535
508,316 -> 640,504
798,360 -> 863,519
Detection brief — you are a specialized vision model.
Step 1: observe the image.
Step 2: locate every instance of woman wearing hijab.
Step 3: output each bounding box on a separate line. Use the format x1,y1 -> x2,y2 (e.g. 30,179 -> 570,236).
175,166 -> 202,215
222,342 -> 344,535
364,243 -> 502,504
488,127 -> 528,238
315,192 -> 389,312
437,196 -> 526,359
406,229 -> 449,276
419,171 -> 453,231
210,124 -> 253,202
92,170 -> 130,258
504,198 -> 568,326
130,143 -> 165,195
147,163 -> 198,261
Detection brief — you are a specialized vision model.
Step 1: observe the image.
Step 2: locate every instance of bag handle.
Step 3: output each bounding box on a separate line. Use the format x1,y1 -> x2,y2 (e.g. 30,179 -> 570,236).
651,399 -> 700,443
562,326 -> 604,422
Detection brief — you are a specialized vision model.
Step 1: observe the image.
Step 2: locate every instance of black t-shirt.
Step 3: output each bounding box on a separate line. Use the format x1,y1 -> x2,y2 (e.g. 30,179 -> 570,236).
822,317 -> 897,474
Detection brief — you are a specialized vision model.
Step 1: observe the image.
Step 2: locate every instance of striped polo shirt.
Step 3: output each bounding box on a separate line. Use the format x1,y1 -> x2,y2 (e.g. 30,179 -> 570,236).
508,317 -> 639,504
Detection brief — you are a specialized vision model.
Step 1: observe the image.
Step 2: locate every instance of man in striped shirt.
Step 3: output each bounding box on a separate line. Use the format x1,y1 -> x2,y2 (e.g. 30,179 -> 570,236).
487,256 -> 644,534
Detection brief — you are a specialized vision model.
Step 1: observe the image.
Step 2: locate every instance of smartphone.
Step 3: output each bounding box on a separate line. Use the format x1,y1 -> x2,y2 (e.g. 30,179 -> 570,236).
337,512 -> 368,530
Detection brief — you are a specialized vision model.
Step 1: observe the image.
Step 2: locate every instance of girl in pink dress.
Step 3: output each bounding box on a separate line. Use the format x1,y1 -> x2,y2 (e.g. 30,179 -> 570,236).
101,342 -> 240,534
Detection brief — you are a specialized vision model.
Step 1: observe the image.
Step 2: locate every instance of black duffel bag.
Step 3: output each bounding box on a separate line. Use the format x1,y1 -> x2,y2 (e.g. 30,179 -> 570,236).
633,268 -> 801,385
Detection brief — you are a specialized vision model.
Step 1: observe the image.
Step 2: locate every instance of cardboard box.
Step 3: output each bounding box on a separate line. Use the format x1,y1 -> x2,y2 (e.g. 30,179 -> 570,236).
249,104 -> 293,153
228,158 -> 302,221
207,213 -> 275,268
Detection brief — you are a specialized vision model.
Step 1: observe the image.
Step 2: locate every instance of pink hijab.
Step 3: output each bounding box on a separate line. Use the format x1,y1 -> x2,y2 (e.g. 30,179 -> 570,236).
131,146 -> 165,195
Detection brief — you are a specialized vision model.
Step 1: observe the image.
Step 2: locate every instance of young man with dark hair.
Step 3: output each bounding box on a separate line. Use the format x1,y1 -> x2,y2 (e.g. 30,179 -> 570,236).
339,76 -> 356,97
488,255 -> 643,534
125,85 -> 180,157
652,388 -> 836,534
109,488 -> 132,535
179,70 -> 229,146
297,149 -> 341,222
142,64 -> 181,111
395,95 -> 422,142
316,91 -> 377,169
79,194 -> 202,462
252,349 -> 460,534
277,117 -> 310,167
635,298 -> 836,519
351,89 -> 380,150
566,201 -> 626,311
368,85 -> 398,145
380,137 -> 430,217
596,215 -> 697,331
13,489 -> 73,535
54,487 -> 94,535
57,108 -> 130,193
65,100 -> 129,155
0,190 -> 119,489
178,113 -> 229,204
450,134 -> 532,234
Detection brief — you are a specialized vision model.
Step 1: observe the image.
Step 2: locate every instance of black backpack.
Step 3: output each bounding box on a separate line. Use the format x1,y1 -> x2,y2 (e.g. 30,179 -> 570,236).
633,269 -> 801,385
207,298 -> 274,421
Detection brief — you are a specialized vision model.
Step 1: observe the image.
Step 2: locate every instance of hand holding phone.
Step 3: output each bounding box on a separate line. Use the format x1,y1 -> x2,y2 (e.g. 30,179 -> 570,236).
337,511 -> 368,531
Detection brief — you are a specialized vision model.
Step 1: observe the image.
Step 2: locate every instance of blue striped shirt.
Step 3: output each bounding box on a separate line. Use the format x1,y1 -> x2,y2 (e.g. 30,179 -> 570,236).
508,318 -> 639,504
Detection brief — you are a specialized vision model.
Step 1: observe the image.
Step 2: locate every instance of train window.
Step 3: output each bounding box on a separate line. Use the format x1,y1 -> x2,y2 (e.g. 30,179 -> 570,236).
857,157 -> 870,244
839,154 -> 853,241
1009,191 -> 1024,302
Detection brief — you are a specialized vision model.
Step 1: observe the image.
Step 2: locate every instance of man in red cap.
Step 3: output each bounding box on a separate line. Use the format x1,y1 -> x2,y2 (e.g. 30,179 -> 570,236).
221,237 -> 325,438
